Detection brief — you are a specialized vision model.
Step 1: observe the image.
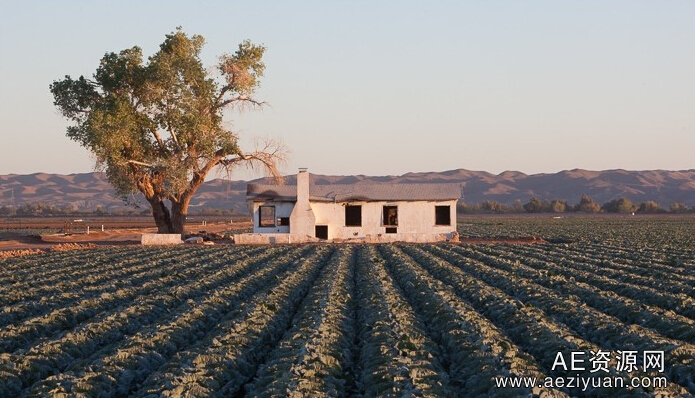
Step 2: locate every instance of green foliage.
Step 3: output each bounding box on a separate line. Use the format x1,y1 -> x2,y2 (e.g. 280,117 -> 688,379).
219,40 -> 266,96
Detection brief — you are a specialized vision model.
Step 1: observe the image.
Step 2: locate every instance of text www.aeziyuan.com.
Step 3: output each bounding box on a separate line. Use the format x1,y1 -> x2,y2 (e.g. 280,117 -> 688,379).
494,375 -> 668,392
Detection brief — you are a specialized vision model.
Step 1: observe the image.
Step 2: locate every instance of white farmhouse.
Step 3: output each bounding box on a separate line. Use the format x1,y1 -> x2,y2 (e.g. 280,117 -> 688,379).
235,168 -> 461,244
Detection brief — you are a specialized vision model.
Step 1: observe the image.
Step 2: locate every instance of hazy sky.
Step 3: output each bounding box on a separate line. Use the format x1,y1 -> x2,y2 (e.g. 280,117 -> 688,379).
1,1 -> 693,179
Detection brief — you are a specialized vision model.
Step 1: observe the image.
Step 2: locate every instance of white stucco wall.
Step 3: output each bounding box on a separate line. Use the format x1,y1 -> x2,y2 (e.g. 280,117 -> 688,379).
312,200 -> 457,240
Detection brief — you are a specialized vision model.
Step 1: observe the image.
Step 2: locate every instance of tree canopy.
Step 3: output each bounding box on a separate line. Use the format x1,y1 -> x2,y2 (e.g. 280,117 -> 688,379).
50,28 -> 284,233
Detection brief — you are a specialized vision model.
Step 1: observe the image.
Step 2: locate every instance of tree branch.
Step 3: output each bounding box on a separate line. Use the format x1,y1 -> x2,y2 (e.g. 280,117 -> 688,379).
167,124 -> 181,150
218,138 -> 287,184
213,94 -> 265,111
214,84 -> 232,106
146,127 -> 167,153
127,159 -> 154,167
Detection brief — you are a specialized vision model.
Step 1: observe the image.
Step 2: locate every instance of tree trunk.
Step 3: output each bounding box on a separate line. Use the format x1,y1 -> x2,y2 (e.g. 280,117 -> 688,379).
170,198 -> 190,235
141,180 -> 196,234
168,179 -> 202,234
149,198 -> 174,233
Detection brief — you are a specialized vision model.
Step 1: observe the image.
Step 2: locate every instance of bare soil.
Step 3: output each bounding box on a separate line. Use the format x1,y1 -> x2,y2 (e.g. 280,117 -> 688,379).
457,236 -> 548,245
1,218 -> 544,259
0,221 -> 253,258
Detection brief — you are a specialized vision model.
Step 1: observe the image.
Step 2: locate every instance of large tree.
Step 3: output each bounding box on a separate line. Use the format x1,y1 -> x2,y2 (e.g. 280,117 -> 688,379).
51,29 -> 284,233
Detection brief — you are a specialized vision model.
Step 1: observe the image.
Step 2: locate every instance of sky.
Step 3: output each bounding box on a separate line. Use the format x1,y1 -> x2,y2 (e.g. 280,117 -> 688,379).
1,0 -> 693,179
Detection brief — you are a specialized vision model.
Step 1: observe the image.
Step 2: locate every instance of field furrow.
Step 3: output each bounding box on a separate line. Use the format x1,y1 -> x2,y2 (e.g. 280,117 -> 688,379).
445,245 -> 695,344
7,246 -> 308,396
509,244 -> 695,297
377,244 -> 567,397
129,246 -> 333,397
463,245 -> 695,321
4,246 -> 288,395
562,243 -> 695,278
244,245 -> 355,397
0,247 -> 271,354
0,247 -> 203,305
0,249 -> 98,283
352,245 -> 452,397
397,244 -> 641,396
417,244 -> 694,396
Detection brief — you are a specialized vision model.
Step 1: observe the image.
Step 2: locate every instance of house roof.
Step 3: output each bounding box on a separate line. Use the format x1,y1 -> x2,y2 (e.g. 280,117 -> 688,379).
247,183 -> 462,202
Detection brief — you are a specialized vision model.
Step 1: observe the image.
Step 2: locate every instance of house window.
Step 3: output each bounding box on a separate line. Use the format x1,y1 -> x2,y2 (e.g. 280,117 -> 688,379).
435,205 -> 451,226
345,205 -> 362,226
259,206 -> 275,227
383,205 -> 398,226
278,217 -> 290,226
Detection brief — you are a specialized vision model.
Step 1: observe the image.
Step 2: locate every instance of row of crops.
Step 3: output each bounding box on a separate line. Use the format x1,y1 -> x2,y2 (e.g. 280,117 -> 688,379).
457,215 -> 695,248
1,228 -> 694,396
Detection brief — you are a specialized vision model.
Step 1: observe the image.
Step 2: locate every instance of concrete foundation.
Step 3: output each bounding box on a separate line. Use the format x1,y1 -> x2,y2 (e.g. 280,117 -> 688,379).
141,233 -> 184,245
233,232 -> 457,244
233,233 -> 322,245
361,232 -> 454,243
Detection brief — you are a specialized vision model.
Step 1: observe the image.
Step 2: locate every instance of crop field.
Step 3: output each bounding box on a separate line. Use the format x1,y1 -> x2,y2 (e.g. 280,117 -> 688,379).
1,217 -> 694,397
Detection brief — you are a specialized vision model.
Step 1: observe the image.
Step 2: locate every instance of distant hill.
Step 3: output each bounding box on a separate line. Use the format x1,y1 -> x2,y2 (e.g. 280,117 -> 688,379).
1,169 -> 694,213
0,172 -> 251,214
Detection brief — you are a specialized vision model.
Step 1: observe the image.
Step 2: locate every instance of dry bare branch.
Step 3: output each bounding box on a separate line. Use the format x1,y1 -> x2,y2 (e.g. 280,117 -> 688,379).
221,137 -> 288,184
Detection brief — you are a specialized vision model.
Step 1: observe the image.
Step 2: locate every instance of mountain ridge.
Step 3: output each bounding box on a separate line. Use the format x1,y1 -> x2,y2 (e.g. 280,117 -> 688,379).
1,168 -> 694,213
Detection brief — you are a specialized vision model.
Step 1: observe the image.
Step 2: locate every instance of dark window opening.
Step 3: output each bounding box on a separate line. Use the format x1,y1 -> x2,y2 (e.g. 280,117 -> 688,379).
385,227 -> 397,234
435,205 -> 451,226
259,206 -> 275,227
345,205 -> 362,226
278,217 -> 290,226
315,225 -> 328,240
383,206 -> 398,226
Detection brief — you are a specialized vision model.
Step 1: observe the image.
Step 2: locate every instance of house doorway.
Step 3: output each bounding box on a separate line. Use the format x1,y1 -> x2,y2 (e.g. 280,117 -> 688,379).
315,225 -> 328,240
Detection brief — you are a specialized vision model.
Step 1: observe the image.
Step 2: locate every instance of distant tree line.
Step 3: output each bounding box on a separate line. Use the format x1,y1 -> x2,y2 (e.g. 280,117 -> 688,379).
3,196 -> 693,218
458,195 -> 695,215
0,203 -> 149,217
